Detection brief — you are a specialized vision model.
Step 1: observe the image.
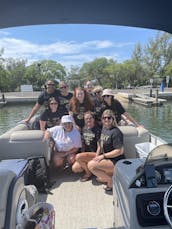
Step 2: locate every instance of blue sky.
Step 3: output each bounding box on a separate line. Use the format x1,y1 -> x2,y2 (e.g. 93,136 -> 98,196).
0,24 -> 158,69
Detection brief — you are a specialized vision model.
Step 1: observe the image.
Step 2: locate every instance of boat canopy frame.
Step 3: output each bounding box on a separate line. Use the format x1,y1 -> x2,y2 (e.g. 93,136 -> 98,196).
0,0 -> 172,33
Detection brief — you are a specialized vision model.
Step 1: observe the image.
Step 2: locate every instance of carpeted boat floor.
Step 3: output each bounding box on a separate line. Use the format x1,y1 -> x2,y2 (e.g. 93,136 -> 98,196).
39,168 -> 114,229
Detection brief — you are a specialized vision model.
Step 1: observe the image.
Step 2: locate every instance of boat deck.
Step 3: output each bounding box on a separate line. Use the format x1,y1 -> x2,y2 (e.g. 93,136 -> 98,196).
39,169 -> 114,229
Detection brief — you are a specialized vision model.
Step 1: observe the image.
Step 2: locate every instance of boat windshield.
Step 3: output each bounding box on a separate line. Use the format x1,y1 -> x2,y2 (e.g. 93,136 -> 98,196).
144,144 -> 172,164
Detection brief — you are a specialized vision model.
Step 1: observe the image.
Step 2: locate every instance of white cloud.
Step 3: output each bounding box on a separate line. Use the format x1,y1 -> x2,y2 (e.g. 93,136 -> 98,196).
0,36 -> 132,67
82,40 -> 133,49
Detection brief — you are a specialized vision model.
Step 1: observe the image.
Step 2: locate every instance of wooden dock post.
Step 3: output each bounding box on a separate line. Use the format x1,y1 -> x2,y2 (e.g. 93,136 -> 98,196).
149,89 -> 152,97
155,89 -> 159,103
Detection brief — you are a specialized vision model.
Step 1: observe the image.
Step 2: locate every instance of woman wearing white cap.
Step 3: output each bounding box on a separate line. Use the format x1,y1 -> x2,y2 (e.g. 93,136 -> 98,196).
101,89 -> 140,127
44,115 -> 82,168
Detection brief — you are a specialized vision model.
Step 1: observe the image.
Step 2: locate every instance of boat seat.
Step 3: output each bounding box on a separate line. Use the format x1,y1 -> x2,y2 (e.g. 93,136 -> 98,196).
118,126 -> 150,158
0,169 -> 16,228
0,123 -> 30,140
0,130 -> 50,165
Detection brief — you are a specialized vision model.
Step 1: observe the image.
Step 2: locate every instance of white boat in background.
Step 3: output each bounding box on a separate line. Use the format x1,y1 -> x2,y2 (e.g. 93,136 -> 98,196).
0,121 -> 170,229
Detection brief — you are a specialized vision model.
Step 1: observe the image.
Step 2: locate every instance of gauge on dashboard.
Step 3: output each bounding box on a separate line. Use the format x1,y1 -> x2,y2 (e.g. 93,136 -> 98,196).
147,200 -> 161,216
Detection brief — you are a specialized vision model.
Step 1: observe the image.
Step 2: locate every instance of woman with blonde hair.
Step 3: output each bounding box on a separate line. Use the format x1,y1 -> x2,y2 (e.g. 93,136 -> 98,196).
88,109 -> 124,192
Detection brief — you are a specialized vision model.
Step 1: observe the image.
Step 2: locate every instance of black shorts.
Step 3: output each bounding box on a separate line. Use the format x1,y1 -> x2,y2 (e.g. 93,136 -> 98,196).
110,154 -> 125,165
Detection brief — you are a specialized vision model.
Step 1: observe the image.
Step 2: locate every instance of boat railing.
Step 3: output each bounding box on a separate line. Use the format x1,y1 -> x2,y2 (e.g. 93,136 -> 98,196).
149,133 -> 167,146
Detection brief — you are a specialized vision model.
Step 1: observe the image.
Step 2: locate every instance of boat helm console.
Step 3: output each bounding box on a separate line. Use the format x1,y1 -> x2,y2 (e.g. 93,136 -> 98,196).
113,144 -> 172,229
131,144 -> 172,188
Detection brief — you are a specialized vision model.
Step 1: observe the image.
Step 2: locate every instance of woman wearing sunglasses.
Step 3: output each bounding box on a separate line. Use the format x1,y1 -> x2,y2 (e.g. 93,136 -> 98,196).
93,85 -> 104,126
39,97 -> 63,131
101,89 -> 140,127
58,81 -> 73,115
88,109 -> 124,192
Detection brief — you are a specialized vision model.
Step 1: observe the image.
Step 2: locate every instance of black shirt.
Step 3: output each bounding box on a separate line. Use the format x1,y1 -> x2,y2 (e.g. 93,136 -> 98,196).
58,92 -> 73,115
100,126 -> 123,154
40,109 -> 63,128
101,99 -> 126,123
94,98 -> 104,122
37,89 -> 59,107
70,103 -> 90,129
82,125 -> 101,152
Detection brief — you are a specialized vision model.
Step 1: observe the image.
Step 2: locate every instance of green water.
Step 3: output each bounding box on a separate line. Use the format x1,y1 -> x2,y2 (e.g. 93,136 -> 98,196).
0,102 -> 172,143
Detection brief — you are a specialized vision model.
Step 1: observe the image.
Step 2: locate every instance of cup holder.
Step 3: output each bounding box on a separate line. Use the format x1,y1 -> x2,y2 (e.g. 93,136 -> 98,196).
123,160 -> 132,165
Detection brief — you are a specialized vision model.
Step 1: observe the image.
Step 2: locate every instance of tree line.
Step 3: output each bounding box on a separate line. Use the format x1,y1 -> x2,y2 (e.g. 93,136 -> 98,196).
0,31 -> 172,92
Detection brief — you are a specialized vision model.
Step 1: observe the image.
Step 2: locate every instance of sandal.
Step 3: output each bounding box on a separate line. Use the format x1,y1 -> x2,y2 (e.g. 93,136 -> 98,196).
80,174 -> 92,182
104,185 -> 112,192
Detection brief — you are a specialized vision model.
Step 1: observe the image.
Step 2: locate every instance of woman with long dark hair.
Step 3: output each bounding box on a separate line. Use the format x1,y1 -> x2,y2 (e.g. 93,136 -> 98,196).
101,89 -> 140,126
39,97 -> 63,131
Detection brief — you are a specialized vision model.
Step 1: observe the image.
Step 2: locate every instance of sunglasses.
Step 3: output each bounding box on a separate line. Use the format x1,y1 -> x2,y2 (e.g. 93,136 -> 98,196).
60,86 -> 67,89
103,116 -> 113,120
50,102 -> 58,105
103,95 -> 111,98
47,84 -> 55,86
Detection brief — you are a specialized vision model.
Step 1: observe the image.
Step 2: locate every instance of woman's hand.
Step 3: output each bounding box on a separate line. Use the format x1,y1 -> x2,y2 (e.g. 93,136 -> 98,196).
93,154 -> 104,162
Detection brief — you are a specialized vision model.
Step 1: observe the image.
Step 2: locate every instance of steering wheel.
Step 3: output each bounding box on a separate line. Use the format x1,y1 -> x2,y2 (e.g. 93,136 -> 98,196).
163,185 -> 172,228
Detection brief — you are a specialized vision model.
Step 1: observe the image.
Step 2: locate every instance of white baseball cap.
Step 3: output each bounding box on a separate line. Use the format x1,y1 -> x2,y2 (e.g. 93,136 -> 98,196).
61,115 -> 74,124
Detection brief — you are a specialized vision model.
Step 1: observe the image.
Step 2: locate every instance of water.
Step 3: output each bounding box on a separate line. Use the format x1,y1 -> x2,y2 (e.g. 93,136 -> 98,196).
0,104 -> 35,133
123,101 -> 172,143
0,102 -> 172,143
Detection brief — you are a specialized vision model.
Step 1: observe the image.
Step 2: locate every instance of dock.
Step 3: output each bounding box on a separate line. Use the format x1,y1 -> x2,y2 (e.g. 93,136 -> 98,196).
116,92 -> 167,107
132,96 -> 166,107
1,92 -> 40,105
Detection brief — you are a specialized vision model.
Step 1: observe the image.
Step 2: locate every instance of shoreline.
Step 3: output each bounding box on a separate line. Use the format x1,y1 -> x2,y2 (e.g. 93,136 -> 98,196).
1,87 -> 172,105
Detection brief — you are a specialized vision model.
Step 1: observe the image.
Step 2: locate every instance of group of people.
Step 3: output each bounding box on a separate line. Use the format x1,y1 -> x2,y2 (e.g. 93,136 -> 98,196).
24,79 -> 141,192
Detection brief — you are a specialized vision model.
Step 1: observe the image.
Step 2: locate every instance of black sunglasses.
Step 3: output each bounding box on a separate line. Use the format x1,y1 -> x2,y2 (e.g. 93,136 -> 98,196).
103,116 -> 113,120
60,86 -> 67,89
103,95 -> 111,98
47,83 -> 55,86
